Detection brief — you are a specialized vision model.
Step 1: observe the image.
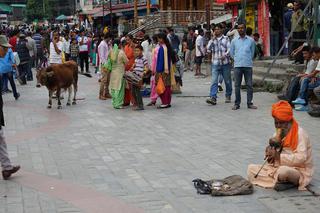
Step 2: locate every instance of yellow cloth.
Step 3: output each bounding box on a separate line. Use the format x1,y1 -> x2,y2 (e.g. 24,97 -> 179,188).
109,50 -> 129,91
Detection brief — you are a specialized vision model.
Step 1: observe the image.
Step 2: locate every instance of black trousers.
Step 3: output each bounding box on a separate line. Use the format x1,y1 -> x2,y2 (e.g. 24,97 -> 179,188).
292,31 -> 306,64
131,84 -> 143,109
79,52 -> 89,73
18,63 -> 29,84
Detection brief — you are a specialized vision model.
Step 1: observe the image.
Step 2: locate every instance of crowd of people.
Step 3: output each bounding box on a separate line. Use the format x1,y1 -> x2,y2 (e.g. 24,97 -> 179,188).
0,0 -> 318,186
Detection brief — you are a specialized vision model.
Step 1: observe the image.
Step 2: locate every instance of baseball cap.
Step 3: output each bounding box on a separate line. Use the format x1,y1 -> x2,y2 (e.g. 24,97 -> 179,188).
287,3 -> 293,8
0,35 -> 12,48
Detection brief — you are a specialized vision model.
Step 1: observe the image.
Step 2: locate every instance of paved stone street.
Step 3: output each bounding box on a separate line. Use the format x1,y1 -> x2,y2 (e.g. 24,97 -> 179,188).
0,67 -> 319,213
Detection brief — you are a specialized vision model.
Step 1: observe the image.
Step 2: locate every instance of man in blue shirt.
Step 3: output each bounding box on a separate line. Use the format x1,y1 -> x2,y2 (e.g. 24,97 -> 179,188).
0,35 -> 20,180
230,23 -> 257,110
1,48 -> 20,100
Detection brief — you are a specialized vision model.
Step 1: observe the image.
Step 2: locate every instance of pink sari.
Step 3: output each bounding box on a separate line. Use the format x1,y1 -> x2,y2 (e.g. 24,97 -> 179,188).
150,45 -> 159,102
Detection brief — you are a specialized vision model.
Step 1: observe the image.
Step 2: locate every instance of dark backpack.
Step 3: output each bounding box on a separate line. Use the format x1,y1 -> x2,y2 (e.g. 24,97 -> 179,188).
16,39 -> 30,63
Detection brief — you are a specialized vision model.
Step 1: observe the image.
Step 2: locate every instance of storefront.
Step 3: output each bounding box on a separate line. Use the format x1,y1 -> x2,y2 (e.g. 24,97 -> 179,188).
219,0 -> 302,57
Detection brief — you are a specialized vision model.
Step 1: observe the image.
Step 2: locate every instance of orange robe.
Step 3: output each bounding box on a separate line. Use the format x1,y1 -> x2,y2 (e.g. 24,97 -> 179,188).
248,127 -> 314,190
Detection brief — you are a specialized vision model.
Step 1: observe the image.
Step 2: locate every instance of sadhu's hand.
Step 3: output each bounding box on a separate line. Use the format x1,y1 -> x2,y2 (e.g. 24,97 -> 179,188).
164,69 -> 169,74
265,146 -> 280,164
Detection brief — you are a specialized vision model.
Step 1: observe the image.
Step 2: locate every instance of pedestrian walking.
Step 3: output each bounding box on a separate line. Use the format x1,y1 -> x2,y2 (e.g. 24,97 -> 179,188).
195,29 -> 206,77
49,32 -> 63,65
206,24 -> 232,106
131,45 -> 148,110
33,28 -> 44,68
109,39 -> 128,109
98,33 -> 111,100
230,23 -> 257,110
0,35 -> 20,180
291,1 -> 307,64
70,38 -> 79,63
26,31 -> 37,81
78,30 -> 90,73
15,33 -> 31,85
1,47 -> 20,100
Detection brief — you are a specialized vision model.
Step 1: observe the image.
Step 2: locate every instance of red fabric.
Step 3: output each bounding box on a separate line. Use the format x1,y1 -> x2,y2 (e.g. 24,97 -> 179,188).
159,86 -> 172,105
272,101 -> 299,151
124,44 -> 135,71
9,36 -> 17,52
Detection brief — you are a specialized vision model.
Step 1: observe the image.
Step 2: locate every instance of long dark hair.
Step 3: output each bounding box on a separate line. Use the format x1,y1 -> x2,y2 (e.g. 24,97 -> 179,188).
144,35 -> 151,44
157,32 -> 175,63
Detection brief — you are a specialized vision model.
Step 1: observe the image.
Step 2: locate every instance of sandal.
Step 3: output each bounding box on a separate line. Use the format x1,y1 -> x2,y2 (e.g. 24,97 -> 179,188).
146,102 -> 156,106
157,104 -> 171,109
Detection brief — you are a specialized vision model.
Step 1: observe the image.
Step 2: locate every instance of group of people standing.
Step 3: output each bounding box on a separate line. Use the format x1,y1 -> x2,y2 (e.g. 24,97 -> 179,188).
98,32 -> 177,110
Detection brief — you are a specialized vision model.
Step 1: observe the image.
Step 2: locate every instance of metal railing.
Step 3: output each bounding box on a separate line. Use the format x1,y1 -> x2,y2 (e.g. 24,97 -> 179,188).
158,10 -> 227,26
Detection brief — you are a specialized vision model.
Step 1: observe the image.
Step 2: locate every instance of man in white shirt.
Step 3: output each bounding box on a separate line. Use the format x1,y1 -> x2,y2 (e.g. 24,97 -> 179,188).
49,32 -> 63,65
98,33 -> 111,100
292,47 -> 320,111
26,32 -> 37,81
77,30 -> 89,73
195,29 -> 205,77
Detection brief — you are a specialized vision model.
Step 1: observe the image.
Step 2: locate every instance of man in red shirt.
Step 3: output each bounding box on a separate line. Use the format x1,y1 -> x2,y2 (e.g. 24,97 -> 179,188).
9,30 -> 19,52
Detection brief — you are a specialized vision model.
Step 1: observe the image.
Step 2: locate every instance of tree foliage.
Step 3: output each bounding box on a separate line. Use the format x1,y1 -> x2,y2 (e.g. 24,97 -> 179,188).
26,0 -> 53,21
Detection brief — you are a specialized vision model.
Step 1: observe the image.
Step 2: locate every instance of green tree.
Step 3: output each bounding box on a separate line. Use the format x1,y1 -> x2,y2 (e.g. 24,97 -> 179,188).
26,0 -> 53,22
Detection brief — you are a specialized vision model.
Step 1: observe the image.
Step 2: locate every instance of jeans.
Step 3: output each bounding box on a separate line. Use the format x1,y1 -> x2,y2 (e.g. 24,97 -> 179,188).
209,64 -> 232,98
298,77 -> 320,100
2,72 -> 18,97
234,67 -> 253,106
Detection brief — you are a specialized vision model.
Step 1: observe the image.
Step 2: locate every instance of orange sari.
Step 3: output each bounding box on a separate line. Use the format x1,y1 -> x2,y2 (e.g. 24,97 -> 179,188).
124,44 -> 136,105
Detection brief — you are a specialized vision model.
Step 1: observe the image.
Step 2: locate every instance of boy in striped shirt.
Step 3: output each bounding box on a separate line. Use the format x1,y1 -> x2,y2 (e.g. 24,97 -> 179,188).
131,45 -> 148,110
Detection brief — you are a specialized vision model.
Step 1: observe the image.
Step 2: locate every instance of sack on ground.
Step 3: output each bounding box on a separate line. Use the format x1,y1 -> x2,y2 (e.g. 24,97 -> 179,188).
193,175 -> 253,196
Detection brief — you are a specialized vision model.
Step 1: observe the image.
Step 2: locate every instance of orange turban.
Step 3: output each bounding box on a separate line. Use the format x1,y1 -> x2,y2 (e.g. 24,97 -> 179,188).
271,101 -> 299,150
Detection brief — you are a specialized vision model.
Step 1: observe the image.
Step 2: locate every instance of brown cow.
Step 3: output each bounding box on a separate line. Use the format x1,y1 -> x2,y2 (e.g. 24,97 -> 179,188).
36,61 -> 78,109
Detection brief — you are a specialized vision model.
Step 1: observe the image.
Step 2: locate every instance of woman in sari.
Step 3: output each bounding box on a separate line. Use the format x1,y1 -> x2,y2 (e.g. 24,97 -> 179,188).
123,34 -> 136,106
154,33 -> 174,109
109,39 -> 129,109
147,34 -> 159,106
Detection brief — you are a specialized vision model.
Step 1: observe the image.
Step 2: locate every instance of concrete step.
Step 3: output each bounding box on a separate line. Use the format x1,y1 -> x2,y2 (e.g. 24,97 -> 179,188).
253,60 -> 305,72
252,75 -> 284,93
253,67 -> 293,80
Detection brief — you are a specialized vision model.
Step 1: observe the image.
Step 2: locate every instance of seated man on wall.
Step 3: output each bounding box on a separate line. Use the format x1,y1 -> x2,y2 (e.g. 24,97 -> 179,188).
248,101 -> 313,191
292,47 -> 320,111
278,46 -> 318,103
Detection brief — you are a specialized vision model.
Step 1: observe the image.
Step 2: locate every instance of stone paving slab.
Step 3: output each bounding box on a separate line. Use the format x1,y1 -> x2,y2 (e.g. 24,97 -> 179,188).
0,68 -> 319,213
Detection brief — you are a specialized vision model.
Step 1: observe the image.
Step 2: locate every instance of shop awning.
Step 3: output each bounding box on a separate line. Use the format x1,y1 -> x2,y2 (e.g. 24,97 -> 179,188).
10,4 -> 26,8
56,14 -> 68,20
0,3 -> 12,14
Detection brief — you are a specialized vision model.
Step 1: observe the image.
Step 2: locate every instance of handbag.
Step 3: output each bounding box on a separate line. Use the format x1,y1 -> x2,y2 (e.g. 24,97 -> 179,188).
156,75 -> 166,95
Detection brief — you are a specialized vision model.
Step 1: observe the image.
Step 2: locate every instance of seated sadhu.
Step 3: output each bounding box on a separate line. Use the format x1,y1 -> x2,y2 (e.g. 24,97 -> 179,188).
247,101 -> 314,191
